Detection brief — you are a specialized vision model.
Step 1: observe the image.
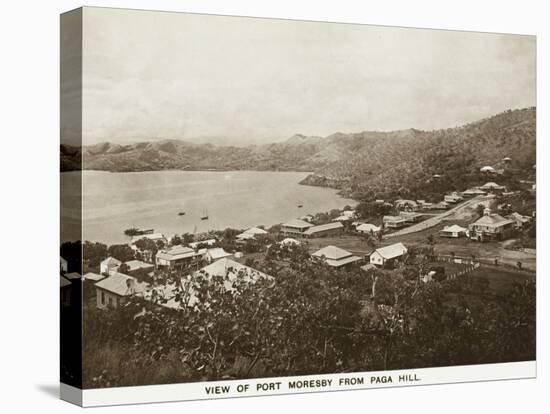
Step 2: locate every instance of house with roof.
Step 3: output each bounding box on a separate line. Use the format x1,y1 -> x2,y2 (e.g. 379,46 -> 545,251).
202,247 -> 233,263
383,215 -> 408,229
480,166 -> 496,174
399,211 -> 423,223
444,192 -> 463,204
100,256 -> 122,275
468,208 -> 515,241
94,272 -> 148,309
439,224 -> 467,238
60,276 -> 71,306
156,245 -> 200,268
312,245 -> 361,268
281,219 -> 314,236
236,227 -> 268,241
356,223 -> 381,235
333,214 -> 352,222
461,187 -> 487,197
369,243 -> 408,267
395,199 -> 419,211
480,182 -> 507,194
302,221 -> 344,238
82,272 -> 105,283
507,212 -> 532,229
188,239 -> 217,250
123,259 -> 155,274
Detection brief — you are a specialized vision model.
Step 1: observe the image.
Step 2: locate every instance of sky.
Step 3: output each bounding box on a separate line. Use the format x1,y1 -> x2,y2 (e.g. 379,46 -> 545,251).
61,7 -> 536,146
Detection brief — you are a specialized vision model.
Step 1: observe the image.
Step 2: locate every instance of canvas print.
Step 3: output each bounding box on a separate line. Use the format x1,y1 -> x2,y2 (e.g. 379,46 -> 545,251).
60,7 -> 536,406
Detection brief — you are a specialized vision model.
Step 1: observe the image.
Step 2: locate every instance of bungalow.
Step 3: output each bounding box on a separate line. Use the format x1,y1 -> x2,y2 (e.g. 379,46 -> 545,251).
94,272 -> 148,309
461,187 -> 487,197
444,193 -> 463,204
281,219 -> 314,236
439,224 -> 467,238
468,208 -> 515,242
356,223 -> 381,235
507,212 -> 532,229
370,243 -> 408,267
236,227 -> 268,241
123,259 -> 155,273
383,215 -> 408,229
100,256 -> 121,276
188,239 -> 216,249
395,199 -> 419,211
399,211 -> 423,223
480,182 -> 507,193
303,222 -> 344,238
60,276 -> 71,306
156,245 -> 200,268
202,247 -> 233,263
312,245 -> 361,268
60,256 -> 68,273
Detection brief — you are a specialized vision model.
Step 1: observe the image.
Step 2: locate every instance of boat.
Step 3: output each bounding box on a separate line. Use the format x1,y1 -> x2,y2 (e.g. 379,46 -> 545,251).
178,211 -> 186,216
200,208 -> 209,220
297,203 -> 303,208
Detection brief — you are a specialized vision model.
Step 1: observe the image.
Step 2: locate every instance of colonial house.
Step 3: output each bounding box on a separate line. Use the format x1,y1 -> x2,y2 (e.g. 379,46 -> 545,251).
60,276 -> 71,306
236,227 -> 268,241
395,199 -> 419,211
95,272 -> 148,309
302,222 -> 344,238
383,215 -> 408,229
444,193 -> 463,203
439,224 -> 467,238
399,211 -> 423,223
507,212 -> 532,229
156,245 -> 200,268
123,259 -> 155,274
468,209 -> 515,241
461,187 -> 487,197
370,243 -> 408,267
188,239 -> 216,249
480,182 -> 507,193
100,256 -> 122,276
312,245 -> 361,268
202,247 -> 233,263
281,219 -> 314,236
356,223 -> 381,235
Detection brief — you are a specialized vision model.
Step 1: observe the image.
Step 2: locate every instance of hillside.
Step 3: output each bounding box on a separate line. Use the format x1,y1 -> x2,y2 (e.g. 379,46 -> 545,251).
61,108 -> 536,199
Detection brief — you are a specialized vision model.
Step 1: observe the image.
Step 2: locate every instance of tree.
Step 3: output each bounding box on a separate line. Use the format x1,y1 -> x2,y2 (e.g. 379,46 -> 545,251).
107,244 -> 135,262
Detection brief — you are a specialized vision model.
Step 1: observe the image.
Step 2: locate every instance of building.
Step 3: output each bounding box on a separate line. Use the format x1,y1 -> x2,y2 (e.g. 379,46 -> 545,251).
507,212 -> 532,229
333,214 -> 352,222
370,243 -> 408,267
468,209 -> 515,241
480,166 -> 496,174
399,211 -> 423,223
202,247 -> 233,263
395,199 -> 419,211
461,187 -> 487,197
444,192 -> 463,203
281,219 -> 314,236
480,182 -> 507,193
356,223 -> 381,235
280,237 -> 300,246
439,224 -> 467,238
299,214 -> 314,223
188,239 -> 216,249
94,272 -> 148,309
60,256 -> 68,273
302,222 -> 344,238
60,276 -> 71,306
236,227 -> 268,241
156,245 -> 200,268
431,201 -> 450,210
123,260 -> 155,273
82,272 -> 105,283
312,246 -> 361,268
130,232 -> 167,246
383,215 -> 407,229
100,256 -> 122,275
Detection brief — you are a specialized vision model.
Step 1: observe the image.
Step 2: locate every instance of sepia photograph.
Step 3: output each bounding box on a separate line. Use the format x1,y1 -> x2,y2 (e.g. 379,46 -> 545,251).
60,6 -> 536,398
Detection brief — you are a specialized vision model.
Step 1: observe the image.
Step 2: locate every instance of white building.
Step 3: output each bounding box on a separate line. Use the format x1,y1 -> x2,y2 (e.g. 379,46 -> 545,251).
356,223 -> 381,235
439,224 -> 467,238
202,247 -> 233,263
100,256 -> 122,275
370,243 -> 408,267
312,245 -> 361,268
94,272 -> 148,309
236,227 -> 268,241
156,245 -> 200,268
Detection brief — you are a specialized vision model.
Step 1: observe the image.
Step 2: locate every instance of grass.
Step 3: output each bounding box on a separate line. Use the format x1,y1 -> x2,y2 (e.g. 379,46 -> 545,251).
469,265 -> 535,295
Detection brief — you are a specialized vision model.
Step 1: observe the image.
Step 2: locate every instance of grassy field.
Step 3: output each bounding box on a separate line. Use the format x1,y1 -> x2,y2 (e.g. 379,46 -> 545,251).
469,265 -> 535,294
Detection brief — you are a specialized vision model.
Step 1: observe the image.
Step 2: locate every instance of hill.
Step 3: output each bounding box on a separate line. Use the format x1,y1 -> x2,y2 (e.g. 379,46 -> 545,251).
61,108 -> 536,199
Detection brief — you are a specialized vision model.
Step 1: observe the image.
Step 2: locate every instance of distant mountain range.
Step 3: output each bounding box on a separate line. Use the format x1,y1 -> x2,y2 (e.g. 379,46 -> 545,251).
61,107 -> 536,199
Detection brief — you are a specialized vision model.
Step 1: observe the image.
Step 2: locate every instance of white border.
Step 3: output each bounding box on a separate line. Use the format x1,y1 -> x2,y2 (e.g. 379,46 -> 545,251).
61,361 -> 535,407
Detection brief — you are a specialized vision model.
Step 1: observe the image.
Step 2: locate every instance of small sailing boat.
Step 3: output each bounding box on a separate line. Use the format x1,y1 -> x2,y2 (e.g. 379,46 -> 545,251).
200,208 -> 209,220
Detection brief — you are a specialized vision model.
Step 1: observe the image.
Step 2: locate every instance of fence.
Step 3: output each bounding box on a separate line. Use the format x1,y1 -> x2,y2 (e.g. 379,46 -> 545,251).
428,254 -> 535,276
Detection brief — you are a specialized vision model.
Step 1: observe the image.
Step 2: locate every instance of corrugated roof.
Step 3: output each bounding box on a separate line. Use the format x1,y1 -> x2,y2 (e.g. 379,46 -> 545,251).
312,245 -> 352,260
101,256 -> 121,266
473,214 -> 514,227
356,223 -> 381,232
95,272 -> 148,296
206,248 -> 233,260
156,245 -> 197,261
282,219 -> 314,229
303,222 -> 343,235
83,272 -> 105,282
441,224 -> 467,233
124,260 -> 154,271
373,243 -> 408,260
